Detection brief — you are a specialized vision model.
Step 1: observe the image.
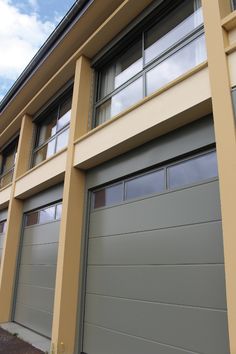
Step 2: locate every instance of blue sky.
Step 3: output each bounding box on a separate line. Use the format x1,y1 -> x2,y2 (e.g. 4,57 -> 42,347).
0,0 -> 75,101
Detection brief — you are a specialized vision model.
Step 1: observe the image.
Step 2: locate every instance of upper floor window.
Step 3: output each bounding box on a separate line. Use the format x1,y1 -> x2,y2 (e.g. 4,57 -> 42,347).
0,220 -> 6,234
0,138 -> 18,189
32,91 -> 72,167
94,0 -> 205,126
232,0 -> 236,10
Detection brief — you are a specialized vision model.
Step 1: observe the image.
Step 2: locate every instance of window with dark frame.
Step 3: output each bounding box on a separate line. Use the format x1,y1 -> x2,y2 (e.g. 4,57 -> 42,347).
94,0 -> 205,126
232,0 -> 236,11
0,221 -> 6,234
93,149 -> 218,209
32,90 -> 72,167
0,138 -> 18,189
25,202 -> 62,227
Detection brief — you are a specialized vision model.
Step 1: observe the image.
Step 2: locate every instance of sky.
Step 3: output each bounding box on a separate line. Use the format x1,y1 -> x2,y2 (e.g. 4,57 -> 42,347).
0,0 -> 75,102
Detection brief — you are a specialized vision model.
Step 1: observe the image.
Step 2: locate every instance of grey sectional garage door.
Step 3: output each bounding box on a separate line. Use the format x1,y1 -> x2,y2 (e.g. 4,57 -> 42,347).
0,209 -> 7,265
81,117 -> 230,354
14,193 -> 62,337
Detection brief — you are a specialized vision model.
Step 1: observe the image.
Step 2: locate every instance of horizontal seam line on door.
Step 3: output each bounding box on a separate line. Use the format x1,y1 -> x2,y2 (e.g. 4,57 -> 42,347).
87,263 -> 225,267
85,293 -> 227,312
83,322 -> 207,354
15,301 -> 53,316
89,219 -> 222,239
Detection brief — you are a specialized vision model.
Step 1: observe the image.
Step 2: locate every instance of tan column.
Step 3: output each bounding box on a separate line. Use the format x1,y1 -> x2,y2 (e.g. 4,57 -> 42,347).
202,1 -> 236,353
0,114 -> 34,321
51,56 -> 92,354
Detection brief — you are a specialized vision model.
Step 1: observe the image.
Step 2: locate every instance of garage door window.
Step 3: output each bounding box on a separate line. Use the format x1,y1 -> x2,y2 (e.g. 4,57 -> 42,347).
168,150 -> 218,189
25,202 -> 62,227
94,183 -> 123,209
125,169 -> 165,200
93,150 -> 217,209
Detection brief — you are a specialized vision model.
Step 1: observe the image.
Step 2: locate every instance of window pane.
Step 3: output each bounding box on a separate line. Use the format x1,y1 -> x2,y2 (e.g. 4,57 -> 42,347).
0,221 -> 6,234
56,204 -> 62,220
57,97 -> 72,131
57,110 -> 71,131
95,99 -> 112,126
56,128 -> 69,152
39,206 -> 55,224
168,151 -> 218,189
145,0 -> 203,64
0,170 -> 14,188
146,34 -> 206,96
26,212 -> 38,226
99,40 -> 142,99
125,169 -> 165,200
36,110 -> 57,147
94,183 -> 123,209
96,77 -> 143,126
47,138 -> 56,158
33,138 -> 56,167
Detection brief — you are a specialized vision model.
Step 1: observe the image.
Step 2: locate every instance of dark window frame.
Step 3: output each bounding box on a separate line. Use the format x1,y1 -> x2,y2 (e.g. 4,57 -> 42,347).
0,137 -> 19,189
31,82 -> 73,167
92,147 -> 217,210
92,0 -> 205,127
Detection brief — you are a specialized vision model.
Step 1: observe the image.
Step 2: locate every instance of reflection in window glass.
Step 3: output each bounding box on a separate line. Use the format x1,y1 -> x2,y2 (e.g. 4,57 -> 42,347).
99,40 -> 142,99
26,212 -> 38,226
39,206 -> 55,224
0,170 -> 14,189
168,151 -> 218,189
125,169 -> 165,200
56,128 -> 69,152
146,34 -> 206,96
46,138 -> 56,158
37,110 -> 58,147
0,221 -> 6,234
56,204 -> 62,220
94,183 -> 123,209
96,77 -> 143,125
144,1 -> 203,64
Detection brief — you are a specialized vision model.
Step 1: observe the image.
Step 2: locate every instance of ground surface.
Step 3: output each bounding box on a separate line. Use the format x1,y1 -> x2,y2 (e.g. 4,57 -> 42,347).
0,327 -> 45,354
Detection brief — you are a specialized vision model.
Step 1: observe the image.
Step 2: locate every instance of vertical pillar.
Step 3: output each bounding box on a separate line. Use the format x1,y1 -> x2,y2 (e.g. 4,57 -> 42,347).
202,1 -> 236,353
0,114 -> 34,321
51,56 -> 92,354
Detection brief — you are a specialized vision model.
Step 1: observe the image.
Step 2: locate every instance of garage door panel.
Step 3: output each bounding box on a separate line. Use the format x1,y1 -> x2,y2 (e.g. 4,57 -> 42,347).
23,221 -> 60,245
14,303 -> 52,337
88,221 -> 223,265
17,265 -> 56,288
89,181 -> 221,237
84,294 -> 229,354
20,243 -> 58,265
83,324 -> 193,354
86,264 -> 227,310
16,284 -> 54,313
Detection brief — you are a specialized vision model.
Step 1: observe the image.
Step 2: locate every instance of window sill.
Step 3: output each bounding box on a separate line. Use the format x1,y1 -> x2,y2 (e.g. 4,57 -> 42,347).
74,60 -> 208,146
222,10 -> 236,31
15,147 -> 67,183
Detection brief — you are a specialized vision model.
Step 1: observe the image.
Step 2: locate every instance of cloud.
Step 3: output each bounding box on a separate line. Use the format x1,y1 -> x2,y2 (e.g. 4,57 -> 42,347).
28,0 -> 39,12
0,0 -> 56,82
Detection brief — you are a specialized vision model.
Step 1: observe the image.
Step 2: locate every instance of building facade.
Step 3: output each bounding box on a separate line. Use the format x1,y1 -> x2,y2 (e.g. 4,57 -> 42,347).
0,0 -> 236,353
